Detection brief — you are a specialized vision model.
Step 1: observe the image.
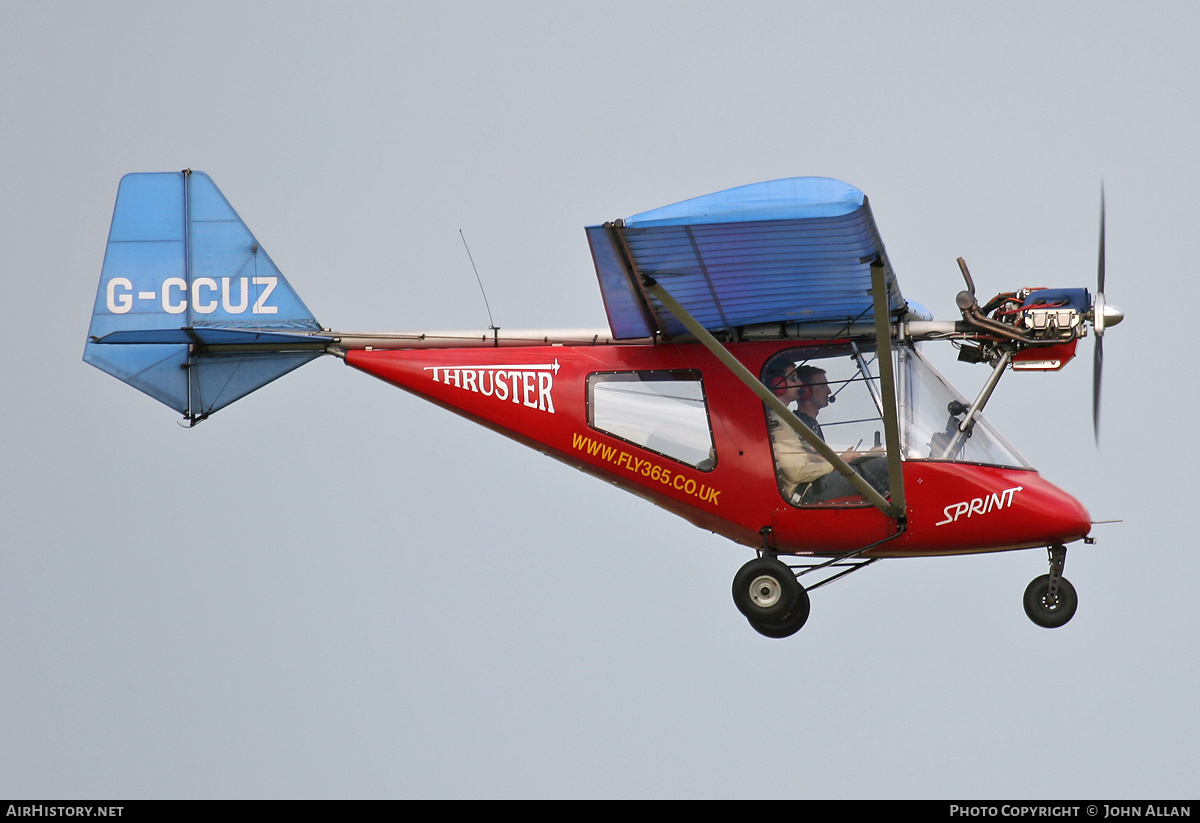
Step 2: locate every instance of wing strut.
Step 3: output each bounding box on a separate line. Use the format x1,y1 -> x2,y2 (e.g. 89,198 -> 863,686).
641,273 -> 905,521
868,257 -> 907,518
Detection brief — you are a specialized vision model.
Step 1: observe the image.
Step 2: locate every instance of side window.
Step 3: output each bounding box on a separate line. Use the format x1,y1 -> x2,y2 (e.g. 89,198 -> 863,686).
587,370 -> 716,470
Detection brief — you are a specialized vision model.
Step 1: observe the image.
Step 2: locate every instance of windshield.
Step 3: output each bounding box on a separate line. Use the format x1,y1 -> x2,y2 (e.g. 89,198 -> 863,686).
896,345 -> 1030,468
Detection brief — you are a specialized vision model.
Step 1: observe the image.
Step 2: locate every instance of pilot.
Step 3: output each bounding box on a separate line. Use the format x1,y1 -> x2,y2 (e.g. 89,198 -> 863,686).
766,363 -> 836,489
765,362 -> 889,503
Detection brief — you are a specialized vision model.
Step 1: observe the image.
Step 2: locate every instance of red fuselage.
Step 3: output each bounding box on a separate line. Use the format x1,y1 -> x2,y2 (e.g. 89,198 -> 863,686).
346,340 -> 1090,558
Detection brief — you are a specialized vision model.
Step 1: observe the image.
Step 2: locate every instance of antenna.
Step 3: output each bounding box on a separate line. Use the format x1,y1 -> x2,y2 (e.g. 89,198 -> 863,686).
459,229 -> 497,332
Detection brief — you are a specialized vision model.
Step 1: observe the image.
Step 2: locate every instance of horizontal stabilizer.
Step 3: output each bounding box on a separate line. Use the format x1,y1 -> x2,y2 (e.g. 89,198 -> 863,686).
84,171 -> 325,423
93,327 -> 331,347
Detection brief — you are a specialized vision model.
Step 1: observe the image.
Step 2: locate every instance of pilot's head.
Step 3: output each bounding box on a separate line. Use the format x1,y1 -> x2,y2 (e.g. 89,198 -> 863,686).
765,359 -> 820,396
766,360 -> 827,404
792,365 -> 831,410
765,360 -> 801,396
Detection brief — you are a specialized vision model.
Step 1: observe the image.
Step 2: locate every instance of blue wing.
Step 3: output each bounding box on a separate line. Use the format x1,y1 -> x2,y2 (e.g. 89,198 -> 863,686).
586,177 -> 905,339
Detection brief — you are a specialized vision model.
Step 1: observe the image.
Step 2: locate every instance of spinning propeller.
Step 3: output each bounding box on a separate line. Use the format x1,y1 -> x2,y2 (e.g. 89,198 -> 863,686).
1091,186 -> 1124,445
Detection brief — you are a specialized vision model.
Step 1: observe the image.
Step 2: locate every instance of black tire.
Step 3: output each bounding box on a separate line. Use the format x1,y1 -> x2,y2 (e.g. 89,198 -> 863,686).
747,588 -> 811,638
732,557 -> 800,622
1023,574 -> 1078,628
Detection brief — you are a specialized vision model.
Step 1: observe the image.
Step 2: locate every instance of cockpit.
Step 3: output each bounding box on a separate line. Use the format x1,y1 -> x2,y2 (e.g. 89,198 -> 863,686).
762,342 -> 1029,506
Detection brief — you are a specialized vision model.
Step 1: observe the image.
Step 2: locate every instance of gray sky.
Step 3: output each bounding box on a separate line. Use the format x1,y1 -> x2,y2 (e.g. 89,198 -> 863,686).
3,0 -> 1196,798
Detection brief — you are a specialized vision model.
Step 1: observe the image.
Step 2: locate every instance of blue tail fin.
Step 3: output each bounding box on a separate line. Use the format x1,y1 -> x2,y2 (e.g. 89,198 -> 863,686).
84,171 -> 329,423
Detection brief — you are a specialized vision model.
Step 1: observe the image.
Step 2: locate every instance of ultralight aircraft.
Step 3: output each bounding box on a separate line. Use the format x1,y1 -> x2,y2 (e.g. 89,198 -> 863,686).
85,172 -> 1122,637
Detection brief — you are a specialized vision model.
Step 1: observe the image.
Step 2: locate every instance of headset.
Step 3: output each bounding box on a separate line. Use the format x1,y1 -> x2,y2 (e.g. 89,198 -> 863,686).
764,362 -> 825,401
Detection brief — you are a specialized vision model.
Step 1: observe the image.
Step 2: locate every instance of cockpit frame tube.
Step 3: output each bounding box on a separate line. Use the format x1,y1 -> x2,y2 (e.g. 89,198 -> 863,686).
938,349 -> 1013,459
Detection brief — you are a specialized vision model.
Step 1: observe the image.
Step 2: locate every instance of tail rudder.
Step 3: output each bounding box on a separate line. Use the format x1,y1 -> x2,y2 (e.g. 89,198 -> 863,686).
85,171 -> 329,423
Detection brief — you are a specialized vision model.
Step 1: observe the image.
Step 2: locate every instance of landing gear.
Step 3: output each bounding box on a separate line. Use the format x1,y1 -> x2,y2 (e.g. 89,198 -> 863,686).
732,556 -> 811,637
732,557 -> 802,623
1024,545 -> 1078,628
731,527 -> 901,637
747,591 -> 811,638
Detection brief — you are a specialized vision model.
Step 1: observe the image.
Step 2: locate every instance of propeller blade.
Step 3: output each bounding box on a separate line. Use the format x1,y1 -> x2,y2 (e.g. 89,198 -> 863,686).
1093,333 -> 1103,445
1097,184 -> 1106,296
1093,184 -> 1106,445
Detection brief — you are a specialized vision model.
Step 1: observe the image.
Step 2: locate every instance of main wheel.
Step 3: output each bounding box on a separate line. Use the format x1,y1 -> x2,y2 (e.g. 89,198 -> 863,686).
732,557 -> 800,622
747,588 -> 811,638
1023,574 -> 1078,628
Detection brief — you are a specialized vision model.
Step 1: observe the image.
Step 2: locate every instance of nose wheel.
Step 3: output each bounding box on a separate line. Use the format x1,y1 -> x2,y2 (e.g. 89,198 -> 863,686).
1024,545 -> 1078,628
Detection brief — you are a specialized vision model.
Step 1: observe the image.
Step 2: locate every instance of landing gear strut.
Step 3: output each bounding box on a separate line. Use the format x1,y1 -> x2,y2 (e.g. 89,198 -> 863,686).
1024,544 -> 1078,628
731,528 -> 899,638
